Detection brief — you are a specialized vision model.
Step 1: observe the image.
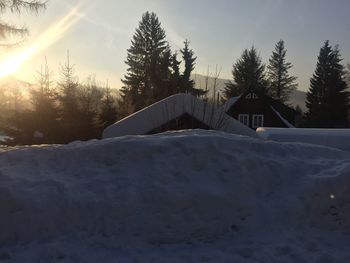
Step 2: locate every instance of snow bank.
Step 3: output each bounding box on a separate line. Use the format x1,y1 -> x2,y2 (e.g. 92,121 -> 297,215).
0,130 -> 350,262
257,127 -> 350,151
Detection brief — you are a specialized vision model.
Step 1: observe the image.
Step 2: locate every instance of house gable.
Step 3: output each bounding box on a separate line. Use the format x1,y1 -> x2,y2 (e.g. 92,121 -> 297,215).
225,89 -> 297,129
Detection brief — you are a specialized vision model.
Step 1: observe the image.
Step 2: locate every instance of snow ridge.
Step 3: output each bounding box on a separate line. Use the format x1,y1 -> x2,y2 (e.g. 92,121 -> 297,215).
0,130 -> 350,262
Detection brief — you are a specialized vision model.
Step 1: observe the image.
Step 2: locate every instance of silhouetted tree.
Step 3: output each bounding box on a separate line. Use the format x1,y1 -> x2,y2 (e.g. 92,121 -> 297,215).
224,47 -> 267,100
1,58 -> 58,145
77,75 -> 104,139
121,11 -> 168,110
30,59 -> 59,143
169,51 -> 181,94
180,40 -> 206,97
180,39 -> 195,93
56,52 -> 83,142
305,41 -> 349,127
154,45 -> 173,100
267,40 -> 297,103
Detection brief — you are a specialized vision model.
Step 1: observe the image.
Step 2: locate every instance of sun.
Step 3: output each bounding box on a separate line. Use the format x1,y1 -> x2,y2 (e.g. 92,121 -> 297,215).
0,5 -> 83,79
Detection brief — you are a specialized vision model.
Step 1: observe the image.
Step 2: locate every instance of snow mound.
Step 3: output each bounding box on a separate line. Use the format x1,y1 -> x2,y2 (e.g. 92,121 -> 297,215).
257,127 -> 350,151
0,130 -> 350,262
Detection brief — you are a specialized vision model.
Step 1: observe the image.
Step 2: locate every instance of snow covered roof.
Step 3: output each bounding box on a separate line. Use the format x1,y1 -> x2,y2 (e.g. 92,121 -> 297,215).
220,96 -> 240,111
270,106 -> 295,128
103,93 -> 258,138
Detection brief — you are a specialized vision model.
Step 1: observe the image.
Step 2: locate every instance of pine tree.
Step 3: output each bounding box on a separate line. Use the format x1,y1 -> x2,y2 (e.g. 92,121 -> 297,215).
30,59 -> 59,143
224,47 -> 267,100
267,40 -> 297,103
305,41 -> 349,128
57,52 -> 83,142
121,11 -> 168,110
77,75 -> 104,140
170,51 -> 181,94
154,45 -> 173,100
180,39 -> 195,93
179,40 -> 206,97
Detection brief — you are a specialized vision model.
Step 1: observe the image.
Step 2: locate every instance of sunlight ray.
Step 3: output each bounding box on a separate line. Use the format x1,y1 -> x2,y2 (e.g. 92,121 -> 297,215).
0,4 -> 83,79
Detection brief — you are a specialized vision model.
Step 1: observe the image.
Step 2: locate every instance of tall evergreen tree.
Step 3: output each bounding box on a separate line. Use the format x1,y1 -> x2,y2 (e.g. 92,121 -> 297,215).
121,11 -> 168,110
179,40 -> 206,97
154,45 -> 173,100
57,52 -> 83,142
224,47 -> 267,100
267,40 -> 298,103
169,51 -> 181,94
180,39 -> 196,94
305,41 -> 349,127
30,59 -> 59,143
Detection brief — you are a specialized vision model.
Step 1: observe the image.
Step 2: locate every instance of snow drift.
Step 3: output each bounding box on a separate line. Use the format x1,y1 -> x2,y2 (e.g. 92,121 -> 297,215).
0,130 -> 350,262
257,127 -> 350,151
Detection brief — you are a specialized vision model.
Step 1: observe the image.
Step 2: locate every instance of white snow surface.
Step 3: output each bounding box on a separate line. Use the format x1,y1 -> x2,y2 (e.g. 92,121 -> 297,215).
0,130 -> 350,262
257,127 -> 350,151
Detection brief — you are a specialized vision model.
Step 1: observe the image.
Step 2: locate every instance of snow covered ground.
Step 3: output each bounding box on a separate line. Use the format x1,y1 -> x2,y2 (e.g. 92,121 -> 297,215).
257,127 -> 350,151
0,130 -> 350,262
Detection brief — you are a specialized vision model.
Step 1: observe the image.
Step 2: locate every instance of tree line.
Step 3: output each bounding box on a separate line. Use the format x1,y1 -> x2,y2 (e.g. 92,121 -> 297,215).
223,39 -> 349,128
1,10 -> 350,145
0,54 -> 118,145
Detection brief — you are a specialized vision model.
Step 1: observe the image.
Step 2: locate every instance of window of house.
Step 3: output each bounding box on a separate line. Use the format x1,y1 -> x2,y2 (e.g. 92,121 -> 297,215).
252,93 -> 258,99
252,114 -> 264,128
238,114 -> 249,126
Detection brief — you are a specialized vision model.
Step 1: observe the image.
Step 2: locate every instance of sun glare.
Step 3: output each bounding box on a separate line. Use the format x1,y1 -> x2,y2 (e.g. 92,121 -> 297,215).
0,5 -> 83,79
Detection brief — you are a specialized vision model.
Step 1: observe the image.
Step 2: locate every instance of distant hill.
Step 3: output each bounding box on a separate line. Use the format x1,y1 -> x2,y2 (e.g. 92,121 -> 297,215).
192,73 -> 307,111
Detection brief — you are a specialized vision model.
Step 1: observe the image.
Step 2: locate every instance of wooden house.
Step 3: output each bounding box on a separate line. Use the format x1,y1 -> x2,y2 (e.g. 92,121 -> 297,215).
222,88 -> 300,130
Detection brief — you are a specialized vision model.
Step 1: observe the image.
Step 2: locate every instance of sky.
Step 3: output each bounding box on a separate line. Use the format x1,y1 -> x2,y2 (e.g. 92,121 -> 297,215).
1,0 -> 350,91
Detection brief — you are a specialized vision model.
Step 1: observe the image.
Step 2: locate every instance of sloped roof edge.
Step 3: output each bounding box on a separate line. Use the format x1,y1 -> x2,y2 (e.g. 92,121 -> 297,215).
103,93 -> 258,138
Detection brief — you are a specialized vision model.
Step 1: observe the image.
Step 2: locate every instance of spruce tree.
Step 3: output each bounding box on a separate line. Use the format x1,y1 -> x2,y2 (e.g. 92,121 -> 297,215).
178,40 -> 206,97
305,41 -> 349,128
57,52 -> 83,143
267,40 -> 297,103
180,39 -> 196,94
30,59 -> 59,143
121,11 -> 168,110
224,47 -> 267,99
170,52 -> 181,94
154,45 -> 173,100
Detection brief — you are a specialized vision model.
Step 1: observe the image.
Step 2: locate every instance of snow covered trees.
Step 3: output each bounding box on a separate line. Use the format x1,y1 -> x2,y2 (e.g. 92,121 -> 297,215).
267,40 -> 298,104
121,12 -> 204,112
305,41 -> 349,128
223,47 -> 267,99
